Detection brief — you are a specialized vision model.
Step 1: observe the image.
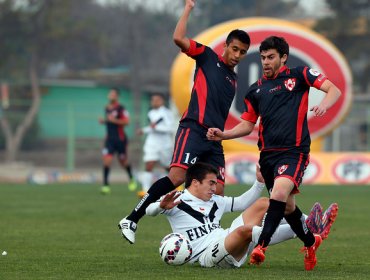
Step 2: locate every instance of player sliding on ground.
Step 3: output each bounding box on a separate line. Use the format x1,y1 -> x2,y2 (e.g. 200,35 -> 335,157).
146,162 -> 338,268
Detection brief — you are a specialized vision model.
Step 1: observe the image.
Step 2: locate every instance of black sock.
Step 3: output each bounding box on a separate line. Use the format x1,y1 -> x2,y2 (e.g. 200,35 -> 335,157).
258,199 -> 286,247
103,166 -> 110,186
127,176 -> 176,223
126,165 -> 133,180
285,206 -> 315,247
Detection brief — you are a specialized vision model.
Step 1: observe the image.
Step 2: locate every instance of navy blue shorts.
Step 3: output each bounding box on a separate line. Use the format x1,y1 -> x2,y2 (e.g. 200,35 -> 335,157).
102,139 -> 127,159
259,150 -> 310,194
170,120 -> 225,184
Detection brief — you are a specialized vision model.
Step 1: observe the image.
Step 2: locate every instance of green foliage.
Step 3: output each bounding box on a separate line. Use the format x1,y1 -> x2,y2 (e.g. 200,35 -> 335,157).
0,183 -> 370,279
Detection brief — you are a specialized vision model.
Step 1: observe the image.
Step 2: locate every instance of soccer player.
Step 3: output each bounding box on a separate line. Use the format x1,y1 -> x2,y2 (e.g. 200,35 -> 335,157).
119,0 -> 250,243
137,93 -> 175,198
147,162 -> 337,268
206,36 -> 341,270
99,88 -> 137,194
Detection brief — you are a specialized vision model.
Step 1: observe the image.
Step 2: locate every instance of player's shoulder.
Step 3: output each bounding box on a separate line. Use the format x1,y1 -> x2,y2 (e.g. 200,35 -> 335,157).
245,81 -> 259,96
211,194 -> 228,203
160,105 -> 171,112
289,65 -> 309,75
194,40 -> 217,56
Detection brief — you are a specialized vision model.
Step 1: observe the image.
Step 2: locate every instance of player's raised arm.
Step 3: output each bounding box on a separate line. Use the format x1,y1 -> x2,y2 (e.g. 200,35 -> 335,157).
226,165 -> 265,213
173,0 -> 195,51
310,80 -> 342,117
207,120 -> 255,141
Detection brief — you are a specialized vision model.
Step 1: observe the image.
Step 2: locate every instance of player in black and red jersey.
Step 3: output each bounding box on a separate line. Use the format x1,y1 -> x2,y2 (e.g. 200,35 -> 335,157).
207,36 -> 341,270
99,88 -> 137,194
119,0 -> 250,244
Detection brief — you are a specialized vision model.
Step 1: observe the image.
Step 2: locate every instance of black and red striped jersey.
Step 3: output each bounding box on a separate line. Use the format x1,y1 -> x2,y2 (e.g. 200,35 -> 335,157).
104,103 -> 129,141
242,65 -> 327,153
181,39 -> 237,130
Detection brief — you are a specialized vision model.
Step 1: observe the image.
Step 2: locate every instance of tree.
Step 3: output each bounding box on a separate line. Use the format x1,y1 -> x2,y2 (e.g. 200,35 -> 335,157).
0,0 -> 104,162
0,0 -> 42,162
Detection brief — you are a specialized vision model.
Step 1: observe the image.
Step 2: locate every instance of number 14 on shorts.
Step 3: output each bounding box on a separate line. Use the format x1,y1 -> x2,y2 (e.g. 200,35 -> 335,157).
183,153 -> 198,164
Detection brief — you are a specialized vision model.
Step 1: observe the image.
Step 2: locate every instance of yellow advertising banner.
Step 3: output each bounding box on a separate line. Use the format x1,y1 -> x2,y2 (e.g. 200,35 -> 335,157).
225,152 -> 370,185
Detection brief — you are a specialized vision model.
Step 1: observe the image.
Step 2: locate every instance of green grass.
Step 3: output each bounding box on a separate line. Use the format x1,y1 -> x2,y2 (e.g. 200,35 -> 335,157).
1,183 -> 370,279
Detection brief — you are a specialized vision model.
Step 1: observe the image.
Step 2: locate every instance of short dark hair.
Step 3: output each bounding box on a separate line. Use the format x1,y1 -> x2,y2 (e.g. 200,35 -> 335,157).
184,162 -> 219,188
226,29 -> 250,46
259,36 -> 289,61
151,92 -> 165,100
110,87 -> 120,95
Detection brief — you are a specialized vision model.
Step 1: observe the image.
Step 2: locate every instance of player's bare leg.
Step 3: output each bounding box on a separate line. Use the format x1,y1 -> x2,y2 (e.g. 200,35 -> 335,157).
224,225 -> 253,261
215,182 -> 224,196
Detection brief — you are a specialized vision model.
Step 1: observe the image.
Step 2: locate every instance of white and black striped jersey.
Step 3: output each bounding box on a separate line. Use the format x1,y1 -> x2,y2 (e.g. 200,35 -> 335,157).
146,180 -> 265,263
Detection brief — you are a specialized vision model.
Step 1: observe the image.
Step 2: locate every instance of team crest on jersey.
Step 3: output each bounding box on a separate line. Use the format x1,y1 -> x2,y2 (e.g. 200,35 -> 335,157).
278,164 -> 289,175
309,69 -> 321,76
284,78 -> 296,91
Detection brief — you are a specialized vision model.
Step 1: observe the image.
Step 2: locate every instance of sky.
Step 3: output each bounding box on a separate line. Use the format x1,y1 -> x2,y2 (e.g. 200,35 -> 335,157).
95,0 -> 332,18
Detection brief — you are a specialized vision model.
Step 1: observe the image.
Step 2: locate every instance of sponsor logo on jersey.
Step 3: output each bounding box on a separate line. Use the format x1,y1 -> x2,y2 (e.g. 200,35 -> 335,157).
185,223 -> 221,241
278,164 -> 289,175
284,78 -> 296,91
269,85 -> 282,93
226,76 -> 235,87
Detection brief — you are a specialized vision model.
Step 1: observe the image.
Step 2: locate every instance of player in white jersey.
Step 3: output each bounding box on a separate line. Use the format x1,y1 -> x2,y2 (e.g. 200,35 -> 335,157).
137,93 -> 175,197
146,162 -> 337,268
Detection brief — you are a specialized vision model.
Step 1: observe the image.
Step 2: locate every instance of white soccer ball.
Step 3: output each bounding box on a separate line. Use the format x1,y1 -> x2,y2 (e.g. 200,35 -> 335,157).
159,233 -> 192,265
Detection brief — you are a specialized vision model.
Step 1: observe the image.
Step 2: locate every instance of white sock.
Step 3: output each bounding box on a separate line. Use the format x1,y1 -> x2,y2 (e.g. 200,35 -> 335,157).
141,171 -> 153,192
252,224 -> 297,246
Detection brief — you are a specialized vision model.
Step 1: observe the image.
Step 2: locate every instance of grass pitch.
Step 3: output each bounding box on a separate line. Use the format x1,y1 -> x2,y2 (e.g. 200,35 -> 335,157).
1,182 -> 370,279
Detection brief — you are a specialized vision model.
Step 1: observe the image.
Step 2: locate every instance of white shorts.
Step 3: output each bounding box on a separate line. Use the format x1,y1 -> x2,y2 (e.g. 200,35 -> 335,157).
143,140 -> 172,166
198,214 -> 254,268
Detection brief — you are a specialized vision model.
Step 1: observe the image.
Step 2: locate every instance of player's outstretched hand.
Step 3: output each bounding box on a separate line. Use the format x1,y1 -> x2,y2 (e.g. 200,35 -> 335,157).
207,128 -> 224,141
310,105 -> 327,117
160,190 -> 181,210
185,0 -> 195,9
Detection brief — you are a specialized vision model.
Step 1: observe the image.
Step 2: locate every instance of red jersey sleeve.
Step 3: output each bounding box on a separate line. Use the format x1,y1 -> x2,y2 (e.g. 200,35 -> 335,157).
182,39 -> 206,58
241,99 -> 258,124
302,67 -> 328,89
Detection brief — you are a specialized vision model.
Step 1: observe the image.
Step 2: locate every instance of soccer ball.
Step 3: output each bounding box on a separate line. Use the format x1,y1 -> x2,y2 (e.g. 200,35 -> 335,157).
159,233 -> 192,265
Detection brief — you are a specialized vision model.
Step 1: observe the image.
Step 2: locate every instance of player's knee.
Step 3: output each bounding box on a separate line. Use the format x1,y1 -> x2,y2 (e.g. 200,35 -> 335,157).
168,174 -> 185,186
270,188 -> 290,202
234,225 -> 252,241
215,184 -> 224,196
284,201 -> 296,215
168,169 -> 186,186
257,197 -> 269,206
